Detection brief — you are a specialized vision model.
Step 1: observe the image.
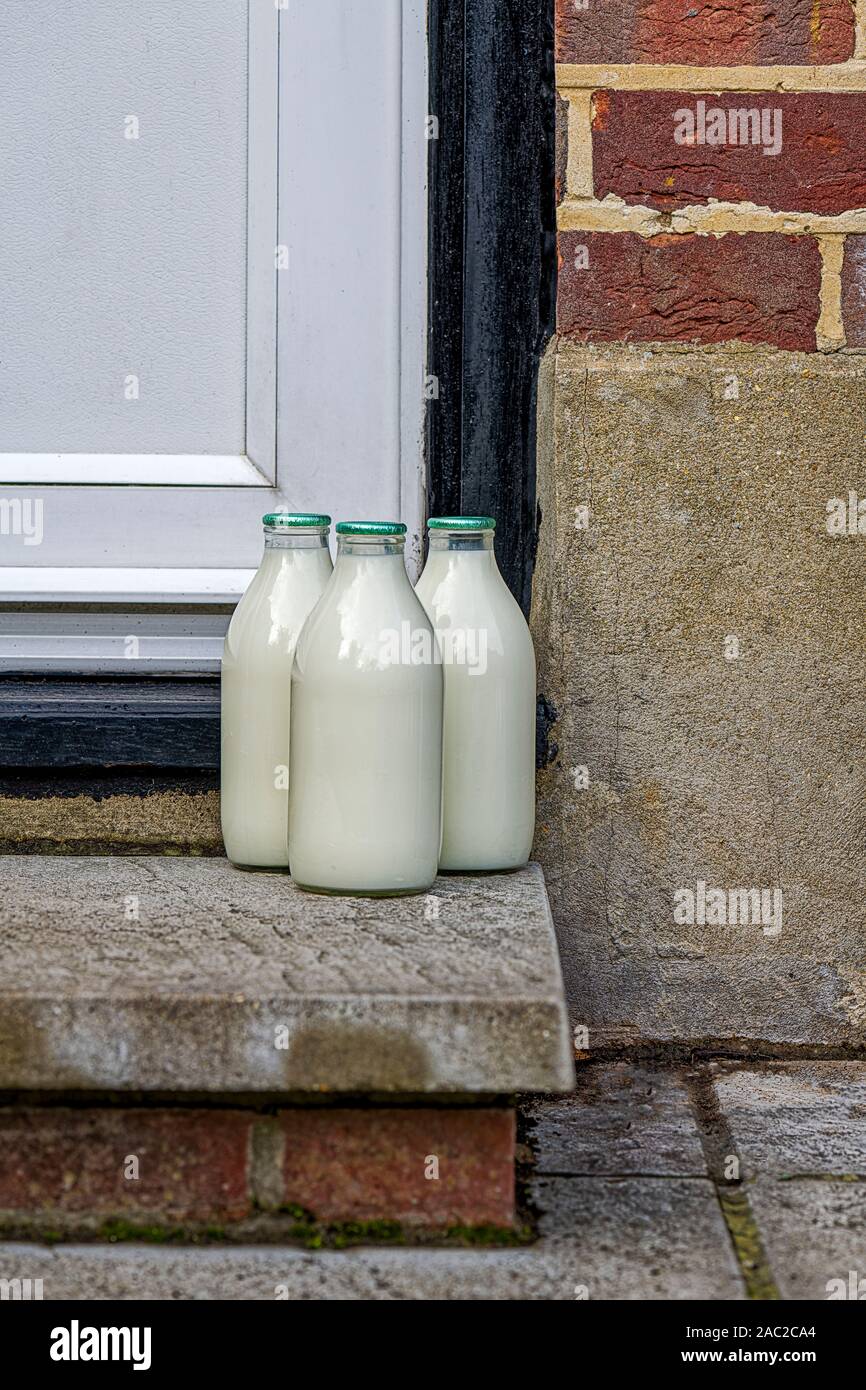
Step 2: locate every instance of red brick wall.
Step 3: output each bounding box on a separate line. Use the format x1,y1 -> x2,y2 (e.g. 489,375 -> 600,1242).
556,0 -> 855,66
558,229 -> 821,349
556,0 -> 864,351
0,1107 -> 515,1233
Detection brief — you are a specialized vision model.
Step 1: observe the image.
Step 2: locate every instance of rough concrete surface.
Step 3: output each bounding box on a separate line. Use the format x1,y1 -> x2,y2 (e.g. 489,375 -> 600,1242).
533,1175 -> 743,1298
525,1062 -> 707,1175
532,342 -> 866,1046
714,1063 -> 866,1175
0,856 -> 573,1095
749,1180 -> 866,1300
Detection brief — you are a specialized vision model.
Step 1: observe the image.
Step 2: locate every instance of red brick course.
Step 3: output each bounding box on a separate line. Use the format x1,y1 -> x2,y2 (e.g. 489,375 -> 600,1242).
0,1106 -> 516,1230
281,1108 -> 515,1227
555,0 -> 855,66
0,1110 -> 253,1222
592,90 -> 866,216
557,230 -> 821,349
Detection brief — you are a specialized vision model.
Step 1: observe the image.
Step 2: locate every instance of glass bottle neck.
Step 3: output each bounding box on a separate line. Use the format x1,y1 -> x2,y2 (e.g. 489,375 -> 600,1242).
336,536 -> 406,560
427,531 -> 495,555
263,528 -> 329,552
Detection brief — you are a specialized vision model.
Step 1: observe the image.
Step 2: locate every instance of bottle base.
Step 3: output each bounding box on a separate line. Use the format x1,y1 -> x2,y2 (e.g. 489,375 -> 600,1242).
437,861 -> 529,875
229,862 -> 290,875
292,879 -> 433,900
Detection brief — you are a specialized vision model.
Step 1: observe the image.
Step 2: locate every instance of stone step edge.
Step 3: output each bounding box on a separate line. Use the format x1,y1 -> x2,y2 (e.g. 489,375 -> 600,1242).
0,1240 -> 571,1301
0,857 -> 575,1096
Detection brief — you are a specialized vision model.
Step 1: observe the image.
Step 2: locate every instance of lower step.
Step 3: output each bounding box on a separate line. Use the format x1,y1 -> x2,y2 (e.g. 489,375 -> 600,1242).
0,1106 -> 516,1237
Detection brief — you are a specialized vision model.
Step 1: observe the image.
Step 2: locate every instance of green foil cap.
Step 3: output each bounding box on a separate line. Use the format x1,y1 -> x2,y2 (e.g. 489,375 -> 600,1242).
427,516 -> 495,530
335,521 -> 407,536
263,512 -> 331,528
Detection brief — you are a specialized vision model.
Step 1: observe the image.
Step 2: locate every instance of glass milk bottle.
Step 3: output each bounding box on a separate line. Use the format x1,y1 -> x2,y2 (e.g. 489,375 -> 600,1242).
221,514 -> 333,869
415,517 -> 536,870
289,522 -> 443,896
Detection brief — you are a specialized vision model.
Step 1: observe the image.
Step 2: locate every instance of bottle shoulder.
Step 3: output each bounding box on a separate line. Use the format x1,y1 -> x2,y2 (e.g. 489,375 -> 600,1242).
303,568 -> 433,632
293,570 -> 439,682
416,560 -> 533,637
225,559 -> 331,662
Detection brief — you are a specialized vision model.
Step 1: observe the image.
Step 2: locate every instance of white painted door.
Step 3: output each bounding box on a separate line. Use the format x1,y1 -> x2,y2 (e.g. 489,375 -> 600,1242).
0,0 -> 427,670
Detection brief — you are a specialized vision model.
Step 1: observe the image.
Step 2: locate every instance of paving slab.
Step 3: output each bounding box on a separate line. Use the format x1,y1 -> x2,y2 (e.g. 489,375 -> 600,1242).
525,1064 -> 707,1176
713,1063 -> 866,1177
0,856 -> 573,1095
0,1176 -> 744,1300
748,1180 -> 866,1302
532,1176 -> 743,1299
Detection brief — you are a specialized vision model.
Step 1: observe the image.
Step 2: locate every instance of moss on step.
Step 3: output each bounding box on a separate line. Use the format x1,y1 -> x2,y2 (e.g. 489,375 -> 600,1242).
5,1213 -> 530,1251
98,1220 -> 229,1245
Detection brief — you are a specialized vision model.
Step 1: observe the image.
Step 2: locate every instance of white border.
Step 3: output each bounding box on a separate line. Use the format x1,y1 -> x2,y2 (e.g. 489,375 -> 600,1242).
1,568 -> 254,603
0,455 -> 269,487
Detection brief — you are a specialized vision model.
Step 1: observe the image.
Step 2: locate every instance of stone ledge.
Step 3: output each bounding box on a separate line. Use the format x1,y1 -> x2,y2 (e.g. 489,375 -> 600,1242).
0,857 -> 573,1096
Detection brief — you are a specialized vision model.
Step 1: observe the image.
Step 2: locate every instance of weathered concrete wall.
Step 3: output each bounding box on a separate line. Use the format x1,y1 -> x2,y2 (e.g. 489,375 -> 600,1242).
532,342 -> 866,1047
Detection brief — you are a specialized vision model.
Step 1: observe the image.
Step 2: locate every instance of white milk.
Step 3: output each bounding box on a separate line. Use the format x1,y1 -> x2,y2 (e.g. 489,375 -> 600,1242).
415,518 -> 536,870
288,523 -> 443,896
221,516 -> 332,868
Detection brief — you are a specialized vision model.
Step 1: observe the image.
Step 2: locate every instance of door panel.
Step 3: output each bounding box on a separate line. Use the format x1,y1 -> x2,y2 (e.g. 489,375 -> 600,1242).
0,0 -> 249,462
0,0 -> 427,670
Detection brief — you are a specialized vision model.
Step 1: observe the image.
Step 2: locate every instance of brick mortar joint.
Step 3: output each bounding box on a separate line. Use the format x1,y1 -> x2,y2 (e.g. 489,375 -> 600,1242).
817,235 -> 848,348
556,61 -> 866,93
565,90 -> 593,200
248,1117 -> 285,1212
558,198 -> 866,238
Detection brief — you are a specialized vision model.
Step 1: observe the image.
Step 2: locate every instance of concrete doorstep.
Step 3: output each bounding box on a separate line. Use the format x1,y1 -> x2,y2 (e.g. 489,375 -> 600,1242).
0,856 -> 573,1095
1,856 -> 862,1298
0,854 -> 572,1273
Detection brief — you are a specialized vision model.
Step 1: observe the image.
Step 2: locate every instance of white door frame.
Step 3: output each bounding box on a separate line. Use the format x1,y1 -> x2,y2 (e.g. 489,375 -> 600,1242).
0,0 -> 428,671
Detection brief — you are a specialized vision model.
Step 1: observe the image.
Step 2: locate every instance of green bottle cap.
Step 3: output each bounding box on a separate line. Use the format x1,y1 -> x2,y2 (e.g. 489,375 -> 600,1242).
335,521 -> 407,536
262,512 -> 331,528
427,516 -> 496,531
